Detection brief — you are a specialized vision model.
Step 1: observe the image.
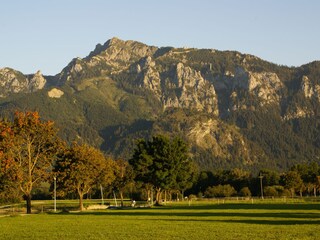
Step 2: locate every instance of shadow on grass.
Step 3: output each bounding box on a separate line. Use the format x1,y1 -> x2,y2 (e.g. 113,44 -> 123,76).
53,209 -> 320,226
166,203 -> 320,211
63,210 -> 320,219
163,218 -> 320,225
52,203 -> 320,226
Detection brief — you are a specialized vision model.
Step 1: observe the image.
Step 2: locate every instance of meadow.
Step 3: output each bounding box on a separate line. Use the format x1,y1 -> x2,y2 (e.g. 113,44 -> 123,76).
0,199 -> 319,240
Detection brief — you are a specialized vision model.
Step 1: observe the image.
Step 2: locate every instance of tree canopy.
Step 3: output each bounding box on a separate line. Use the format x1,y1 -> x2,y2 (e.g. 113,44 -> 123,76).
129,135 -> 196,204
113,159 -> 134,206
0,111 -> 61,213
54,142 -> 115,210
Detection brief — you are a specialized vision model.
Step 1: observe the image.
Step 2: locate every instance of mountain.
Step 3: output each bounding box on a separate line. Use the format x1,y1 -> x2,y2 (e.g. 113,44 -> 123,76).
0,37 -> 319,172
0,68 -> 46,97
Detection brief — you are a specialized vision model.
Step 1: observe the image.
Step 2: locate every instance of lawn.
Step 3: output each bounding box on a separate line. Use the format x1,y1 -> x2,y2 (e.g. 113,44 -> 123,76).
0,200 -> 319,240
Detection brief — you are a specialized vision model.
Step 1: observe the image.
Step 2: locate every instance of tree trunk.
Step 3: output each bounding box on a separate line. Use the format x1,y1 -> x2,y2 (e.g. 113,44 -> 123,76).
155,188 -> 162,205
314,186 -> 317,197
26,194 -> 32,214
79,193 -> 84,211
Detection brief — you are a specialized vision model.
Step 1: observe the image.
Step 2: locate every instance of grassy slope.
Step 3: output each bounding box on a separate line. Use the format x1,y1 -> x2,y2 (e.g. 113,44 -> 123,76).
1,201 -> 319,240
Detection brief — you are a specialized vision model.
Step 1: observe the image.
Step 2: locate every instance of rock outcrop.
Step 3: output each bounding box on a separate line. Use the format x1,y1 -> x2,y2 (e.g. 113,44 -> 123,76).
163,63 -> 218,114
58,37 -> 159,84
217,67 -> 284,111
187,118 -> 251,163
0,68 -> 46,97
301,75 -> 320,102
135,60 -> 219,114
48,88 -> 64,98
29,70 -> 46,92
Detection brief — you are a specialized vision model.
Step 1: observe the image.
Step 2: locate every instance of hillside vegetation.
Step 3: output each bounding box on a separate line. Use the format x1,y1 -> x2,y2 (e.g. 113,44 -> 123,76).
0,37 -> 319,171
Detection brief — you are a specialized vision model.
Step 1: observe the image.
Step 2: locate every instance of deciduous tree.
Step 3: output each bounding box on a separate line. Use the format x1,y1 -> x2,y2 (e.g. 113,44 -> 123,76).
54,143 -> 115,210
113,159 -> 134,207
129,135 -> 195,205
283,171 -> 304,197
0,111 -> 61,213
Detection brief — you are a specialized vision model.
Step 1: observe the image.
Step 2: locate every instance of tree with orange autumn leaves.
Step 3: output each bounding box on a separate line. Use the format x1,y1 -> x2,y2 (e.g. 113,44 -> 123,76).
0,111 -> 62,213
0,120 -> 20,203
0,111 -> 119,213
53,142 -> 116,211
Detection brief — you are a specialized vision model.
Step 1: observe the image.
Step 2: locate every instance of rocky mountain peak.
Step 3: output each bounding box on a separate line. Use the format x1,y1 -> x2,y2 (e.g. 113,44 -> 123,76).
87,37 -> 157,60
0,68 -> 29,97
107,36 -> 124,45
87,37 -> 124,58
28,70 -> 46,92
58,37 -> 159,84
0,68 -> 46,97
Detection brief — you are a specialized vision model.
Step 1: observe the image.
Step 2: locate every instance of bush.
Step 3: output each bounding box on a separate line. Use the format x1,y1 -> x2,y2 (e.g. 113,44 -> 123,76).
239,187 -> 251,197
188,194 -> 197,200
280,189 -> 292,197
204,184 -> 237,198
264,185 -> 290,197
197,192 -> 203,198
264,186 -> 279,197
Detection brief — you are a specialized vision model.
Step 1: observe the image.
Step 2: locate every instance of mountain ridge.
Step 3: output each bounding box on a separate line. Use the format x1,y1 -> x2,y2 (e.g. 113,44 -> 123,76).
0,37 -> 319,172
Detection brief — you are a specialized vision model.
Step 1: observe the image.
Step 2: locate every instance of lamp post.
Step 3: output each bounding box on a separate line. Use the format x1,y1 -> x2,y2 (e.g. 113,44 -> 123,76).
53,176 -> 57,212
100,184 -> 104,205
259,173 -> 264,199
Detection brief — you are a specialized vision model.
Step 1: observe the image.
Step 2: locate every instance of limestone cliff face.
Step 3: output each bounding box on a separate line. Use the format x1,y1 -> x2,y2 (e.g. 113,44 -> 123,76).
235,69 -> 283,105
134,59 -> 219,115
0,68 -> 46,97
136,56 -> 162,98
163,63 -> 218,115
29,70 -> 46,92
216,67 -> 284,111
187,118 -> 253,164
284,75 -> 320,120
283,106 -> 314,120
0,68 -> 29,97
301,75 -> 320,102
48,88 -> 64,98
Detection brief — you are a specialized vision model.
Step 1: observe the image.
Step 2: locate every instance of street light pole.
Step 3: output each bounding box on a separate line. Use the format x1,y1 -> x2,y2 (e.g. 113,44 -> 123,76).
54,176 -> 57,212
259,173 -> 264,199
100,184 -> 104,205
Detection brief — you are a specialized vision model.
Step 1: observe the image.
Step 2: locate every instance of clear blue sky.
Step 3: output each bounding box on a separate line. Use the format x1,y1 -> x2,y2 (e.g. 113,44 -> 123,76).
1,0 -> 319,75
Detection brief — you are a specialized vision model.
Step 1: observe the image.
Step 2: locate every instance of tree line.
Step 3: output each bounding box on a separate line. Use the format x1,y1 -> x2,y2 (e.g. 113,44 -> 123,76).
0,111 -> 319,214
188,163 -> 320,199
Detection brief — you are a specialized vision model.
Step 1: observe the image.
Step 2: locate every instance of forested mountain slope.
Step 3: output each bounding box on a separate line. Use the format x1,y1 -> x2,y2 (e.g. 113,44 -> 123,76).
0,37 -> 319,171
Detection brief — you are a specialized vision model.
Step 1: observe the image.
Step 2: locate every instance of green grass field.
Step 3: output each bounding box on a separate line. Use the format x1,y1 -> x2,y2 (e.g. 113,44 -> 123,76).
0,199 -> 319,240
